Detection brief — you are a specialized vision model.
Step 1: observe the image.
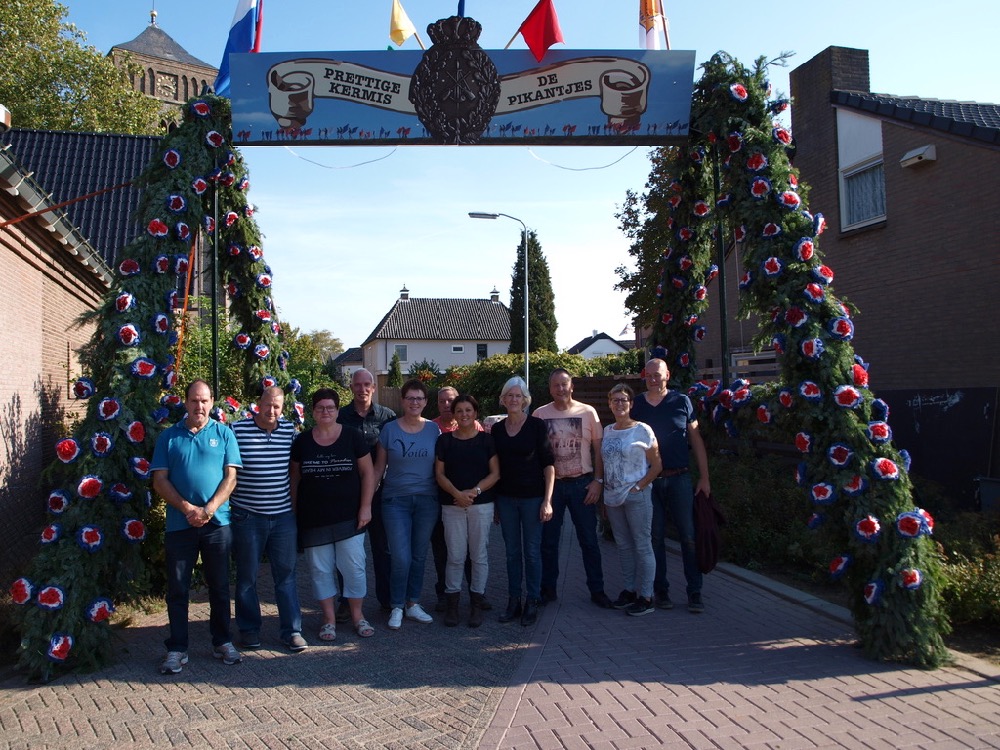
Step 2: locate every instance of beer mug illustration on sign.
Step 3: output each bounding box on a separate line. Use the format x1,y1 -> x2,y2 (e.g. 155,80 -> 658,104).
269,69 -> 315,130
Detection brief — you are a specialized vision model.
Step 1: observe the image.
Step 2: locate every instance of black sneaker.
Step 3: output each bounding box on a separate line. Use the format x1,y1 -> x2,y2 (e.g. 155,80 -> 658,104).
539,586 -> 557,604
612,590 -> 636,610
688,593 -> 705,614
591,591 -> 614,609
626,598 -> 655,617
655,591 -> 674,610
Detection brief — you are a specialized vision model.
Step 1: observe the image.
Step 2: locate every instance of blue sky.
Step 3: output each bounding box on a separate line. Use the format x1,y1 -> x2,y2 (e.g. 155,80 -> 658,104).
65,0 -> 997,351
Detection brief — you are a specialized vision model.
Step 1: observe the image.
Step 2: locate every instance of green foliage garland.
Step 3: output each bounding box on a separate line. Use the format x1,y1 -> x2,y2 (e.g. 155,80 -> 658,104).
9,94 -> 294,681
649,53 -> 949,667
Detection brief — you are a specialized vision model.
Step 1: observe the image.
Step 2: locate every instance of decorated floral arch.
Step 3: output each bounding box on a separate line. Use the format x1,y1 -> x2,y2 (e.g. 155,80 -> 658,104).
638,53 -> 947,667
10,95 -> 300,681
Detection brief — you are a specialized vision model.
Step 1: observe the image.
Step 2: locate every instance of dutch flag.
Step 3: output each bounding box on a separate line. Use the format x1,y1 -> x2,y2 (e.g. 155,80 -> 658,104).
214,0 -> 264,97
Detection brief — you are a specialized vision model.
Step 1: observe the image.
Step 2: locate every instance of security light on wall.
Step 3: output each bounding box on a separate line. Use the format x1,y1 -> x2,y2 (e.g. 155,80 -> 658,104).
899,145 -> 936,168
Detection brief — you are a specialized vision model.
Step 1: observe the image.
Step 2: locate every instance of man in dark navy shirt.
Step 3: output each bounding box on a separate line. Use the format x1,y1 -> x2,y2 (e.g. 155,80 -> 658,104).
631,358 -> 711,613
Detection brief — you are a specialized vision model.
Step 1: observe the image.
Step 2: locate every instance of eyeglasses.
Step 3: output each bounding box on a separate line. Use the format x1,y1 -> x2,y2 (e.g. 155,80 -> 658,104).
403,396 -> 426,403
314,406 -> 337,412
610,398 -> 631,405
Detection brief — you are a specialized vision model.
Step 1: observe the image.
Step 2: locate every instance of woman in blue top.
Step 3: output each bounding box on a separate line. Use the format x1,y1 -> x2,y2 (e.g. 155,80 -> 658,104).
375,378 -> 442,630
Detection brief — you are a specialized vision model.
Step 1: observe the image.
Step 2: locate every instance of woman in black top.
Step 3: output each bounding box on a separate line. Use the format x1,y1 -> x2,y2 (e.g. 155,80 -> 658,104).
434,394 -> 500,628
490,377 -> 554,626
290,389 -> 375,640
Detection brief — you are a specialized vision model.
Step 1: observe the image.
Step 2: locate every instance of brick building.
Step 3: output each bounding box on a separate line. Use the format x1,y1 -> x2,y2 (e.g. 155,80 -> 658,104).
698,46 -> 1000,504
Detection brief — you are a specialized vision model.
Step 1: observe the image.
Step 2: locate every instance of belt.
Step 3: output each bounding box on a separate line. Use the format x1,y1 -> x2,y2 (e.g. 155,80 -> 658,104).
659,467 -> 689,478
556,473 -> 592,482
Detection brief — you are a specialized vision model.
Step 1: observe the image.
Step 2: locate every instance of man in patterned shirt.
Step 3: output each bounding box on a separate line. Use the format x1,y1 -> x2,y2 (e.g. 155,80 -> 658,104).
231,386 -> 306,652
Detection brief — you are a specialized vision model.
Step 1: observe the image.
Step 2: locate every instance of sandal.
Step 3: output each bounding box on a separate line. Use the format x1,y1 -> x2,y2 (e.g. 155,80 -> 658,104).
354,619 -> 375,638
319,623 -> 336,641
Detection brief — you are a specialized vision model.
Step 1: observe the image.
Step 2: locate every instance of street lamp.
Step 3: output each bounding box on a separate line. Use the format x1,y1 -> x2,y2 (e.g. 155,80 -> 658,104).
469,211 -> 529,391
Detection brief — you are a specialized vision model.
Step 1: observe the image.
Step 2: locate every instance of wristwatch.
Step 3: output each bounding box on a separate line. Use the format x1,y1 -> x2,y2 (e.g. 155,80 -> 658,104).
595,478 -> 604,485
475,486 -> 482,496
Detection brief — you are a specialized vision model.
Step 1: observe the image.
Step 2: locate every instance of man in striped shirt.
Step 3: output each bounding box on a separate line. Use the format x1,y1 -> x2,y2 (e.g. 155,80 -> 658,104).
231,386 -> 307,652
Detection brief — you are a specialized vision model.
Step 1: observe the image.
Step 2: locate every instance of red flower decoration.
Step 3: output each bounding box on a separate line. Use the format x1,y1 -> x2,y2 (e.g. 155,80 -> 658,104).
777,191 -> 801,209
47,633 -> 73,662
729,83 -> 749,101
192,177 -> 209,195
191,101 -> 211,117
48,490 -> 69,514
147,219 -> 169,238
122,519 -> 147,542
11,577 -> 34,605
795,432 -> 812,453
56,438 -> 81,463
131,457 -> 151,479
693,201 -> 711,217
224,211 -> 239,227
118,324 -> 140,347
853,364 -> 869,387
163,149 -> 181,169
40,524 -> 60,543
118,258 -> 140,276
746,152 -> 768,172
37,585 -> 65,610
78,475 -> 103,499
98,397 -> 121,420
205,130 -> 225,148
784,307 -> 808,328
834,385 -> 862,408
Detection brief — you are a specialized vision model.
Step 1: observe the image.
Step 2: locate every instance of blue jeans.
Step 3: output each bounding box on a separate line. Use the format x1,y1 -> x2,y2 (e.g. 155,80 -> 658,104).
605,488 -> 655,599
541,474 -> 604,595
231,507 -> 302,641
496,495 -> 544,600
381,494 -> 440,608
164,523 -> 232,651
651,473 -> 702,596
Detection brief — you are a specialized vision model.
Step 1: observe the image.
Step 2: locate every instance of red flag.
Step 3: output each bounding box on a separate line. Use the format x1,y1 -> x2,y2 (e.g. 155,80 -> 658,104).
518,0 -> 564,62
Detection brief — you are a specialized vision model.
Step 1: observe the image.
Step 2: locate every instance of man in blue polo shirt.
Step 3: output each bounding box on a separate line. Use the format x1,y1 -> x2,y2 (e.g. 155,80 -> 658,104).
630,358 -> 711,614
152,380 -> 243,674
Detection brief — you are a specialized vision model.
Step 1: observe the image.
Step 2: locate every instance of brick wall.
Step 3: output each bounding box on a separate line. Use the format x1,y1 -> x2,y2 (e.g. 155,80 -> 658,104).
0,194 -> 106,581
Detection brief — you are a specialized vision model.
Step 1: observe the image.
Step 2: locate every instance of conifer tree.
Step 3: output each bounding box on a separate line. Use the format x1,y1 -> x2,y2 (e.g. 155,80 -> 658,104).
509,230 -> 558,354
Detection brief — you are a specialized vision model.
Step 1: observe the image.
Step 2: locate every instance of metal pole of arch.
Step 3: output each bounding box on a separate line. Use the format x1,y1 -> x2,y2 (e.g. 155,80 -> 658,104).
468,211 -> 530,392
211,180 -> 220,398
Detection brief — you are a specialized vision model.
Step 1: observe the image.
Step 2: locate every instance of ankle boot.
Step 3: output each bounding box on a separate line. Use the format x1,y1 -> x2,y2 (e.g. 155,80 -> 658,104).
468,592 -> 485,628
499,596 -> 521,623
444,592 -> 460,627
521,598 -> 539,626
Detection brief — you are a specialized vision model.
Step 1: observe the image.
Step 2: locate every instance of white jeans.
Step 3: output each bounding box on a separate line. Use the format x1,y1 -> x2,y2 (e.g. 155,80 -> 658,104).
441,503 -> 494,595
304,534 -> 367,601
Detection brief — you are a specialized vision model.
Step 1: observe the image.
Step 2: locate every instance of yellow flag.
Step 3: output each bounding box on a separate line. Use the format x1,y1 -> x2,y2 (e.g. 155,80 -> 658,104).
390,0 -> 417,47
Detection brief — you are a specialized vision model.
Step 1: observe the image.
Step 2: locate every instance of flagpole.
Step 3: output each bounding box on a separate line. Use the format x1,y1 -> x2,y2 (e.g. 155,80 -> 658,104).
503,30 -> 520,50
414,32 -> 426,50
660,0 -> 671,50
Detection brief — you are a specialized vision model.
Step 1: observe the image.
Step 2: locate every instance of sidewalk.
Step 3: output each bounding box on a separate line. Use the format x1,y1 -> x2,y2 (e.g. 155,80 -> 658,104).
2,524 -> 998,749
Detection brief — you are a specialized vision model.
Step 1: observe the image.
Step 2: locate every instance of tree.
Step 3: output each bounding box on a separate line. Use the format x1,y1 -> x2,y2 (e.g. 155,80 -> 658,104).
0,0 -> 161,133
283,326 -> 340,401
509,229 -> 558,354
303,329 -> 344,366
387,352 -> 403,387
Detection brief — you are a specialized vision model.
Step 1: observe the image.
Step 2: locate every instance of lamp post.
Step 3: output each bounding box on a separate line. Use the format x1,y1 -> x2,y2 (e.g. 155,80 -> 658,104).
469,211 -> 529,391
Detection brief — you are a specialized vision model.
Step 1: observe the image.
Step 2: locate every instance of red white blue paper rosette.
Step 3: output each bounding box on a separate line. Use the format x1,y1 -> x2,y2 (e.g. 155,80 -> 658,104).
828,443 -> 853,467
131,457 -> 151,479
77,526 -> 103,553
828,317 -> 854,340
794,432 -> 812,453
784,307 -> 808,327
91,432 -> 113,457
73,377 -> 96,399
118,258 -> 141,277
829,555 -> 852,579
47,633 -> 73,662
799,381 -> 822,402
254,343 -> 270,360
56,438 -> 81,463
78,475 -> 103,499
899,569 -> 922,590
48,490 -> 70,514
855,515 -> 881,543
163,149 -> 182,169
811,483 -> 836,505
863,580 -> 884,605
40,523 -> 61,544
131,358 -> 158,379
10,577 -> 34,605
87,597 -> 115,623
800,338 -> 824,360
117,324 -> 141,347
122,518 -> 147,542
834,385 -> 863,408
793,237 -> 814,261
115,292 -> 135,313
109,483 -> 133,503
97,397 -> 121,421
37,585 -> 65,610
803,283 -> 825,303
866,421 -> 892,444
872,457 -> 900,481
778,388 -> 794,408
842,474 -> 869,496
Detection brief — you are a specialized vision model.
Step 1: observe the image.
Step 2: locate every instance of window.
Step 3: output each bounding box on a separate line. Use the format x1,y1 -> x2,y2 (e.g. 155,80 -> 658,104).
394,344 -> 407,362
452,345 -> 464,353
841,158 -> 886,229
477,344 -> 488,361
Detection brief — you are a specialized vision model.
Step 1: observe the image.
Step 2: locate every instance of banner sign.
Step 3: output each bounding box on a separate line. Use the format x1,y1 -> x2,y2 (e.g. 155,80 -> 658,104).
231,48 -> 695,146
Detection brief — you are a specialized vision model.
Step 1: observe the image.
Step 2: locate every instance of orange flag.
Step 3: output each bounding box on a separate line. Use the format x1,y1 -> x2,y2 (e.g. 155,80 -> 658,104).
518,0 -> 564,62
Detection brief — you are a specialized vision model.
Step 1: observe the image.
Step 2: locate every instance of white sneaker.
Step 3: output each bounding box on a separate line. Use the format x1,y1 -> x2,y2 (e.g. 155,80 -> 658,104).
388,607 -> 403,630
405,603 -> 433,624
